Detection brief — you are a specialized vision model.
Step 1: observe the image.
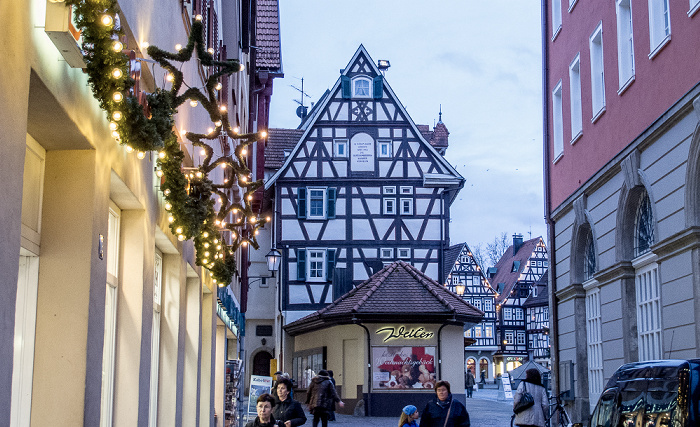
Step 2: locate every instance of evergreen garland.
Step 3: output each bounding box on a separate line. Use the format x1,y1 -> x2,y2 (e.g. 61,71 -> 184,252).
66,1 -> 267,286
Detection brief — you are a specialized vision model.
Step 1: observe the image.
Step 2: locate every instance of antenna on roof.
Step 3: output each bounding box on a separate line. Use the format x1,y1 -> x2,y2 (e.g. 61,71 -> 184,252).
290,77 -> 311,120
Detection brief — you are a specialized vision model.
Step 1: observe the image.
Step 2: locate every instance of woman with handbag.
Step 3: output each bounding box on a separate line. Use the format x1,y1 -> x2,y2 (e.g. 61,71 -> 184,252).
512,369 -> 548,427
419,380 -> 470,427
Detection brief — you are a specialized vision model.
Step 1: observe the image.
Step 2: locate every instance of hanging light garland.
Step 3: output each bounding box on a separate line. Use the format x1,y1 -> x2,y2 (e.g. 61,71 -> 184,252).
67,0 -> 267,285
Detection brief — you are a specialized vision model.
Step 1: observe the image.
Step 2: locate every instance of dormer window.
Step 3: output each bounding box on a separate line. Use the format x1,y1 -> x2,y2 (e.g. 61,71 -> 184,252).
353,77 -> 371,98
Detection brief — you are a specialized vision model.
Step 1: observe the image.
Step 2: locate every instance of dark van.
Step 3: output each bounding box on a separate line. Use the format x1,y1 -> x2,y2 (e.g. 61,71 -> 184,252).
589,359 -> 700,427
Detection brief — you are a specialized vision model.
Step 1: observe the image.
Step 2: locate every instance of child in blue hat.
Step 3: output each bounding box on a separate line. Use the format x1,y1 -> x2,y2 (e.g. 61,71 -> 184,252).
399,405 -> 420,427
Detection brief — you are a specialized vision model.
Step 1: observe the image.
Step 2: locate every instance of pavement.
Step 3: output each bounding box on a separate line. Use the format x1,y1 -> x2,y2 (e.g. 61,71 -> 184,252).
308,387 -> 516,427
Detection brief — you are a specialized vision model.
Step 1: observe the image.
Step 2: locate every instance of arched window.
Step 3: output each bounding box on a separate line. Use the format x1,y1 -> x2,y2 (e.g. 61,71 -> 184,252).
352,77 -> 371,98
466,358 -> 476,376
635,192 -> 654,257
584,229 -> 596,281
479,359 -> 489,379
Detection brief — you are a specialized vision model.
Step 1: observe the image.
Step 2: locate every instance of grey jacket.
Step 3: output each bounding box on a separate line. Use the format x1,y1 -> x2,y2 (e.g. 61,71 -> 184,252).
512,381 -> 548,427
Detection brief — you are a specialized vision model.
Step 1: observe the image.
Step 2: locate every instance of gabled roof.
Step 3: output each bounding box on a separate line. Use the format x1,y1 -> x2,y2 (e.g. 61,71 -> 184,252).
285,261 -> 484,336
255,0 -> 283,72
523,270 -> 549,308
265,128 -> 304,169
264,45 -> 463,191
491,237 -> 543,304
442,243 -> 465,283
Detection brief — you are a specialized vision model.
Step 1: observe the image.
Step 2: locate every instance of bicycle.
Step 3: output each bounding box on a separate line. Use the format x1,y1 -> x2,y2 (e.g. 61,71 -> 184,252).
547,392 -> 573,427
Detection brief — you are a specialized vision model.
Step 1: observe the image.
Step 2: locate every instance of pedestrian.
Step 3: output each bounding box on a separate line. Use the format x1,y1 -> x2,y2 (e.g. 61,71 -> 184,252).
480,370 -> 486,385
419,380 -> 470,427
327,370 -> 336,421
272,378 -> 306,427
465,369 -> 475,398
512,369 -> 548,427
246,393 -> 277,427
306,369 -> 344,427
398,405 -> 420,427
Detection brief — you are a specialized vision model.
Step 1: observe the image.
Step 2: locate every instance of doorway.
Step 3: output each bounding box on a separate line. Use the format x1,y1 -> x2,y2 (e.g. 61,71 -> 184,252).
252,351 -> 273,377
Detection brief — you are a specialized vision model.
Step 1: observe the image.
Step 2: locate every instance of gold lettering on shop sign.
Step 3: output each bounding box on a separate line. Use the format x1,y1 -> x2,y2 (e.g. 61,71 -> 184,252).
375,326 -> 435,343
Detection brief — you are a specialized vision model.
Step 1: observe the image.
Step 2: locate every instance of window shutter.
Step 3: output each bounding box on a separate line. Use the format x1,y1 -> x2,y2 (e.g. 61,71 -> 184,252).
373,75 -> 383,99
327,188 -> 336,219
297,249 -> 306,280
341,76 -> 351,99
297,188 -> 306,219
326,249 -> 336,282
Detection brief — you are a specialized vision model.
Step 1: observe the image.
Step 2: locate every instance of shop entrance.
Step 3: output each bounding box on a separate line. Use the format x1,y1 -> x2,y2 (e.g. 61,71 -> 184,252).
252,351 -> 273,377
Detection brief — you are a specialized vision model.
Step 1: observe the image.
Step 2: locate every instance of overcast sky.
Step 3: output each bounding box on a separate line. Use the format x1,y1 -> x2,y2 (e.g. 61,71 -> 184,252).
268,0 -> 546,250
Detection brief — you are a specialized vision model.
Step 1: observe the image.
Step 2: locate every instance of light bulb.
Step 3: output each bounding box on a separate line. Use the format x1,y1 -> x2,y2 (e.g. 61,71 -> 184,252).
180,129 -> 187,136
190,100 -> 198,107
232,209 -> 238,214
215,220 -> 221,225
112,111 -> 122,121
215,82 -> 223,90
109,122 -> 117,130
195,171 -> 202,178
221,221 -> 226,227
224,179 -> 229,183
111,131 -> 120,139
266,216 -> 271,222
164,189 -> 170,195
178,235 -> 185,241
125,145 -> 134,153
250,216 -> 256,223
215,121 -> 222,127
233,127 -> 239,133
165,203 -> 171,210
208,48 -> 215,54
218,283 -> 224,288
240,176 -> 247,182
195,14 -> 203,21
141,41 -> 150,50
200,149 -> 206,156
112,41 -> 123,52
168,215 -> 174,222
205,251 -> 210,257
175,43 -> 182,51
239,64 -> 245,71
203,232 -> 209,238
241,149 -> 247,156
242,241 -> 248,247
231,232 -> 236,239
254,229 -> 259,235
156,170 -> 163,177
158,151 -> 165,159
112,68 -> 122,79
214,239 -> 219,244
166,74 -> 174,82
101,15 -> 114,26
176,227 -> 183,234
113,92 -> 123,102
204,243 -> 209,248
217,245 -> 222,250
217,197 -> 222,203
247,195 -> 253,201
260,131 -> 267,138
208,127 -> 214,134
220,163 -> 226,169
137,151 -> 145,159
219,105 -> 227,112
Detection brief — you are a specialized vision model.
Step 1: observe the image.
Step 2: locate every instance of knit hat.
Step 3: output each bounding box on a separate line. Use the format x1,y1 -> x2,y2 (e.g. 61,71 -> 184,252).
402,405 -> 417,416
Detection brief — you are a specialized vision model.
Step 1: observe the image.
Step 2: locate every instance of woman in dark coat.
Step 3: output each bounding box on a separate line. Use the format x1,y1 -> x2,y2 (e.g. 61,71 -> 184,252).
306,370 -> 344,427
420,380 -> 470,427
272,378 -> 307,427
246,393 -> 277,427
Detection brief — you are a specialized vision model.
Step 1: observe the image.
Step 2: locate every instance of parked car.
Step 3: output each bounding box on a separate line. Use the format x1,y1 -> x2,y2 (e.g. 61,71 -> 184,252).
589,359 -> 700,427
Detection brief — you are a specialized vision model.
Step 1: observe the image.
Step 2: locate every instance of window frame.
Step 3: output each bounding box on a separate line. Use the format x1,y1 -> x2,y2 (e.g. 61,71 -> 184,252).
307,187 -> 327,219
352,76 -> 372,98
383,186 -> 396,195
383,198 -> 396,215
635,260 -> 662,361
552,80 -> 564,161
616,0 -> 636,93
504,308 -> 513,321
397,248 -> 410,259
552,0 -> 563,39
504,331 -> 515,345
589,23 -> 606,121
380,248 -> 394,259
400,186 -> 413,195
333,139 -> 348,158
400,198 -> 413,215
569,54 -> 583,143
648,0 -> 671,57
377,140 -> 392,158
586,287 -> 604,409
306,249 -> 327,282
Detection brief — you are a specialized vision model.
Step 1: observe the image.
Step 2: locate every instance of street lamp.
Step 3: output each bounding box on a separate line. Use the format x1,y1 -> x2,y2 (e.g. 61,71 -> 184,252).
455,282 -> 465,296
266,248 -> 282,277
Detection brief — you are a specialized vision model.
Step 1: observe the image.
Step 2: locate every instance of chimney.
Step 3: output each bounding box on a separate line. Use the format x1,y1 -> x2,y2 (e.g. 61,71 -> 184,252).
513,234 -> 524,255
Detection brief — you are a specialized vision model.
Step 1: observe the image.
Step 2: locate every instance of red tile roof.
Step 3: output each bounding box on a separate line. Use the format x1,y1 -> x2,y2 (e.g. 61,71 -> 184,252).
255,0 -> 282,70
416,123 -> 449,150
285,261 -> 484,336
265,128 -> 303,169
489,237 -> 543,304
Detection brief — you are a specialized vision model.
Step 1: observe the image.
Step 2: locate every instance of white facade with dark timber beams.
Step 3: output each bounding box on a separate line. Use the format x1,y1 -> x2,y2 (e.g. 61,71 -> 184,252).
265,45 -> 464,324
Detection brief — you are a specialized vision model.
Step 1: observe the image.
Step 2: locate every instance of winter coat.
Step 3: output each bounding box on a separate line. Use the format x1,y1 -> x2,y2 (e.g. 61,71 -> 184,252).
245,415 -> 277,427
512,380 -> 548,427
466,372 -> 476,387
272,397 -> 307,427
401,421 -> 419,427
420,394 -> 470,427
305,375 -> 340,412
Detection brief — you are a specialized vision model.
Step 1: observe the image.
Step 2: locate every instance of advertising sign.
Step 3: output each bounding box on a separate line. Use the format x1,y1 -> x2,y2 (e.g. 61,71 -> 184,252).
502,375 -> 513,399
372,346 -> 436,390
246,375 -> 273,420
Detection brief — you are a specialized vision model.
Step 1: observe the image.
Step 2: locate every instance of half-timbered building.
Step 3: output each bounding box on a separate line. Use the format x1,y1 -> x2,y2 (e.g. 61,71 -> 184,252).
523,272 -> 551,369
489,235 -> 548,376
264,45 -> 464,333
443,243 -> 498,381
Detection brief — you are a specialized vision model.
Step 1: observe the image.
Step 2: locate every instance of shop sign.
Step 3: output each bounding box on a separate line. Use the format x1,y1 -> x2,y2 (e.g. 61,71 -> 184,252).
372,346 -> 436,390
506,356 -> 524,362
375,325 -> 434,343
246,375 -> 272,421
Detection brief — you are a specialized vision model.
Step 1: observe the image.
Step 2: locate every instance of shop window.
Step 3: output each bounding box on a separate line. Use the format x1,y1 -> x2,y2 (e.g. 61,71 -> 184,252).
467,358 -> 476,375
292,347 -> 326,389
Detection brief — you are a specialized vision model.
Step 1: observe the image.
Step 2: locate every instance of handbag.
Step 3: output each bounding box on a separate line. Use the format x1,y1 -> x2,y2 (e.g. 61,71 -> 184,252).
513,381 -> 535,414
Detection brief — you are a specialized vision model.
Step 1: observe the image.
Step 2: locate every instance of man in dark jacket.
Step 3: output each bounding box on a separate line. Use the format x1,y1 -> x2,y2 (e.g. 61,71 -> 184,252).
272,378 -> 306,427
420,380 -> 470,427
305,370 -> 344,427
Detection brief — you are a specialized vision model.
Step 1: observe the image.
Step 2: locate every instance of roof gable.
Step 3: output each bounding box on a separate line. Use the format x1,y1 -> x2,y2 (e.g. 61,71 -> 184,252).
489,237 -> 545,304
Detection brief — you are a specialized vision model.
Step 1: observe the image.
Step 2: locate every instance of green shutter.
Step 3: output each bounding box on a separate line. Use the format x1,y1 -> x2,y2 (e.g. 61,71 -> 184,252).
327,188 -> 336,219
297,249 -> 306,281
373,75 -> 383,99
341,76 -> 351,99
326,249 -> 336,282
297,187 -> 306,219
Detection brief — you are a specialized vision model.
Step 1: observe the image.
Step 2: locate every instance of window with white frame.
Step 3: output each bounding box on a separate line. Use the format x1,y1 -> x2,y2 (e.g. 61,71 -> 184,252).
515,308 -> 524,321
517,332 -> 526,345
635,193 -> 654,257
383,186 -> 396,195
472,299 -> 482,311
586,288 -> 604,409
474,326 -> 482,338
484,299 -> 493,312
148,251 -> 163,427
353,77 -> 371,98
307,250 -> 326,282
616,0 -> 635,90
590,23 -> 606,118
635,262 -> 662,361
648,0 -> 671,54
383,198 -> 396,215
504,331 -> 514,345
569,54 -> 583,140
380,248 -> 393,259
333,139 -> 348,157
504,308 -> 513,320
400,198 -> 413,215
378,140 -> 392,158
485,325 -> 493,338
101,204 -> 120,427
298,187 -> 336,220
552,0 -> 562,37
397,248 -> 410,259
308,189 -> 326,218
400,186 -> 413,194
552,81 -> 564,159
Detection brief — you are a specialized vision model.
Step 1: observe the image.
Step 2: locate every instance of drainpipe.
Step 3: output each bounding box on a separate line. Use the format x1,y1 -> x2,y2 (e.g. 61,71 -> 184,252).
353,319 -> 372,417
541,0 -> 560,400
